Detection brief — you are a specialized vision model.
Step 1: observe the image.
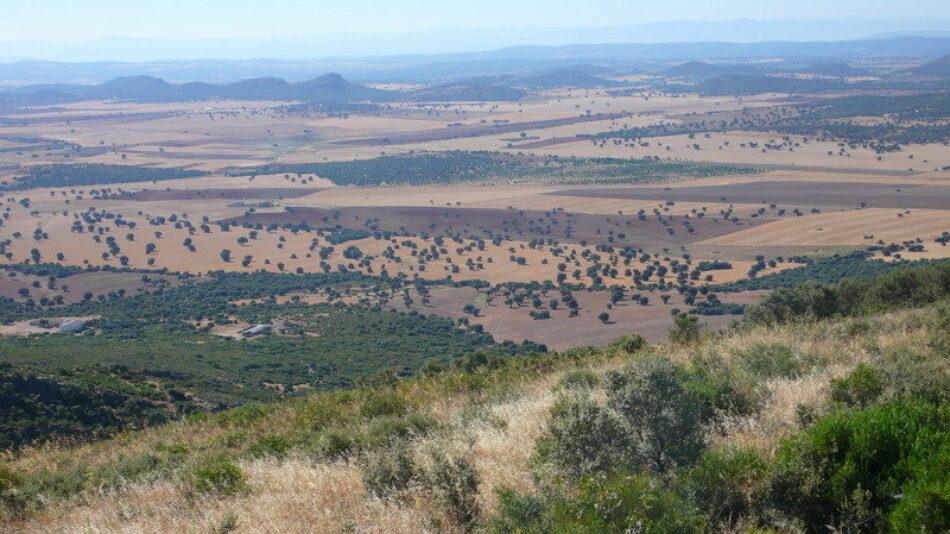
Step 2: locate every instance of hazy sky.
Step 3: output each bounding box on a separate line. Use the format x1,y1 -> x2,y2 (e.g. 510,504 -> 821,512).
5,0 -> 949,42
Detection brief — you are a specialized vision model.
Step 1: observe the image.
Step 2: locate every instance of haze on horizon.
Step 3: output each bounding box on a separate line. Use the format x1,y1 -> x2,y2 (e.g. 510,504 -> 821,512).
2,0 -> 950,62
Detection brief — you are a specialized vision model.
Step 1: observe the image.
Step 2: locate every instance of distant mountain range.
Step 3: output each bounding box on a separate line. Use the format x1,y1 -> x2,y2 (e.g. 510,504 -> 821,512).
2,18 -> 949,63
0,73 -> 395,105
1,36 -> 949,86
1,55 -> 947,107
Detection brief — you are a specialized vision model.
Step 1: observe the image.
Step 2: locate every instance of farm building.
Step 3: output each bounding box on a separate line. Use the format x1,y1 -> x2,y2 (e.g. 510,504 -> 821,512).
244,324 -> 273,336
59,319 -> 86,332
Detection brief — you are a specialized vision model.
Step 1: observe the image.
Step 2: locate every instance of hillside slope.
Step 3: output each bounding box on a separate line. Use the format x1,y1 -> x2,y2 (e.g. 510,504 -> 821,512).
2,264 -> 948,533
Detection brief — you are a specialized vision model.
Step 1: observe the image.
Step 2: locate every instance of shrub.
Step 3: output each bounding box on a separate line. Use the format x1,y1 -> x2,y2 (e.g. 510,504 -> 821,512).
366,414 -> 437,445
735,343 -> 803,379
684,447 -> 767,527
684,354 -> 757,420
95,452 -> 179,488
670,313 -> 703,344
540,356 -> 706,479
537,396 -> 628,478
873,347 -> 949,404
216,403 -> 269,427
489,474 -> 703,534
605,355 -> 706,473
316,429 -> 365,458
830,364 -> 884,407
609,334 -> 647,354
359,390 -> 409,419
188,457 -> 246,495
361,441 -> 417,499
0,466 -> 25,519
426,451 -> 480,530
768,401 -> 949,533
553,369 -> 601,391
244,435 -> 294,459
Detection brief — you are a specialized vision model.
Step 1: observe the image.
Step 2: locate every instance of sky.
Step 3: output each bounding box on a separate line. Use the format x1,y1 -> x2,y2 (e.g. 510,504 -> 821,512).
4,0 -> 949,42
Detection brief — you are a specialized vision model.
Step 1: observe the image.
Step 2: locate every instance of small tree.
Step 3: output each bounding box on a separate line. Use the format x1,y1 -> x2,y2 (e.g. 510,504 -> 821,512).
670,313 -> 702,344
220,249 -> 232,263
598,312 -> 610,324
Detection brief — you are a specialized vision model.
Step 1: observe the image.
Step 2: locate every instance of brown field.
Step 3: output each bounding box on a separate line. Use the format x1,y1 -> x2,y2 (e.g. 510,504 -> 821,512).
1,86 -> 948,351
549,181 -> 950,210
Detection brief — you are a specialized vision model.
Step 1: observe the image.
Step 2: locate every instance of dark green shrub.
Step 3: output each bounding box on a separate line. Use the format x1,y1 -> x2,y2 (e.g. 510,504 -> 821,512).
684,354 -> 757,420
427,451 -> 480,530
0,466 -> 25,519
553,369 -> 601,391
605,355 -> 706,473
670,313 -> 703,344
18,466 -> 88,503
609,334 -> 648,354
768,401 -> 949,533
736,343 -> 803,379
830,364 -> 884,407
188,457 -> 246,495
873,347 -> 949,404
359,390 -> 408,419
216,403 -> 269,427
316,429 -> 365,458
361,441 -> 417,499
244,435 -> 294,459
536,396 -> 628,478
684,447 -> 767,527
366,413 -> 437,445
491,474 -> 702,534
94,452 -> 181,488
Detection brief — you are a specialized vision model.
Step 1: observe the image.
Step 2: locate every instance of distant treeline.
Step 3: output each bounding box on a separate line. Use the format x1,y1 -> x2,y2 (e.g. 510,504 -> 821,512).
228,152 -> 758,186
746,261 -> 950,324
4,164 -> 209,190
0,362 -> 190,450
716,253 -> 950,292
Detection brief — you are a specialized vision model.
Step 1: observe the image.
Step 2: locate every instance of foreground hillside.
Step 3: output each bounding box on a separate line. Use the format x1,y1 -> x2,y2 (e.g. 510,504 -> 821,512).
1,264 -> 948,533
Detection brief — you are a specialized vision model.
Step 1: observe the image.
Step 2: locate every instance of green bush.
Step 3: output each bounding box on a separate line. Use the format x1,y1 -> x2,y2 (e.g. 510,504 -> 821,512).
426,451 -> 480,530
873,347 -> 949,404
244,435 -> 294,459
609,334 -> 647,354
359,390 -> 409,419
488,474 -> 703,534
366,414 -> 437,445
536,396 -> 629,478
735,343 -> 803,379
94,452 -> 181,488
605,355 -> 706,473
313,429 -> 365,459
830,364 -> 884,407
684,354 -> 757,421
188,457 -> 246,495
684,447 -> 767,528
539,356 -> 706,479
553,369 -> 601,391
768,401 -> 949,533
670,313 -> 703,344
0,466 -> 25,519
361,441 -> 417,499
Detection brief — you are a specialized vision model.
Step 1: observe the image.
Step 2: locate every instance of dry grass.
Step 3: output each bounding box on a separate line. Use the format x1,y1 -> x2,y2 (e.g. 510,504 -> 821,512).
3,305 -> 935,533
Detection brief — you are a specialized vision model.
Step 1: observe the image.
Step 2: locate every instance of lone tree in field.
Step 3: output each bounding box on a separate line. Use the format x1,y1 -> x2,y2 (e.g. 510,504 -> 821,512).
220,249 -> 232,263
599,312 -> 611,324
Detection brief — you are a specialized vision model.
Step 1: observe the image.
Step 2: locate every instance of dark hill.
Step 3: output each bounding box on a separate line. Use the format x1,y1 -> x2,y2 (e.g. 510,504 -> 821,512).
0,73 -> 397,104
403,82 -> 525,101
897,55 -> 950,77
514,68 -> 612,89
797,62 -> 871,77
294,73 -> 393,102
661,61 -> 760,78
